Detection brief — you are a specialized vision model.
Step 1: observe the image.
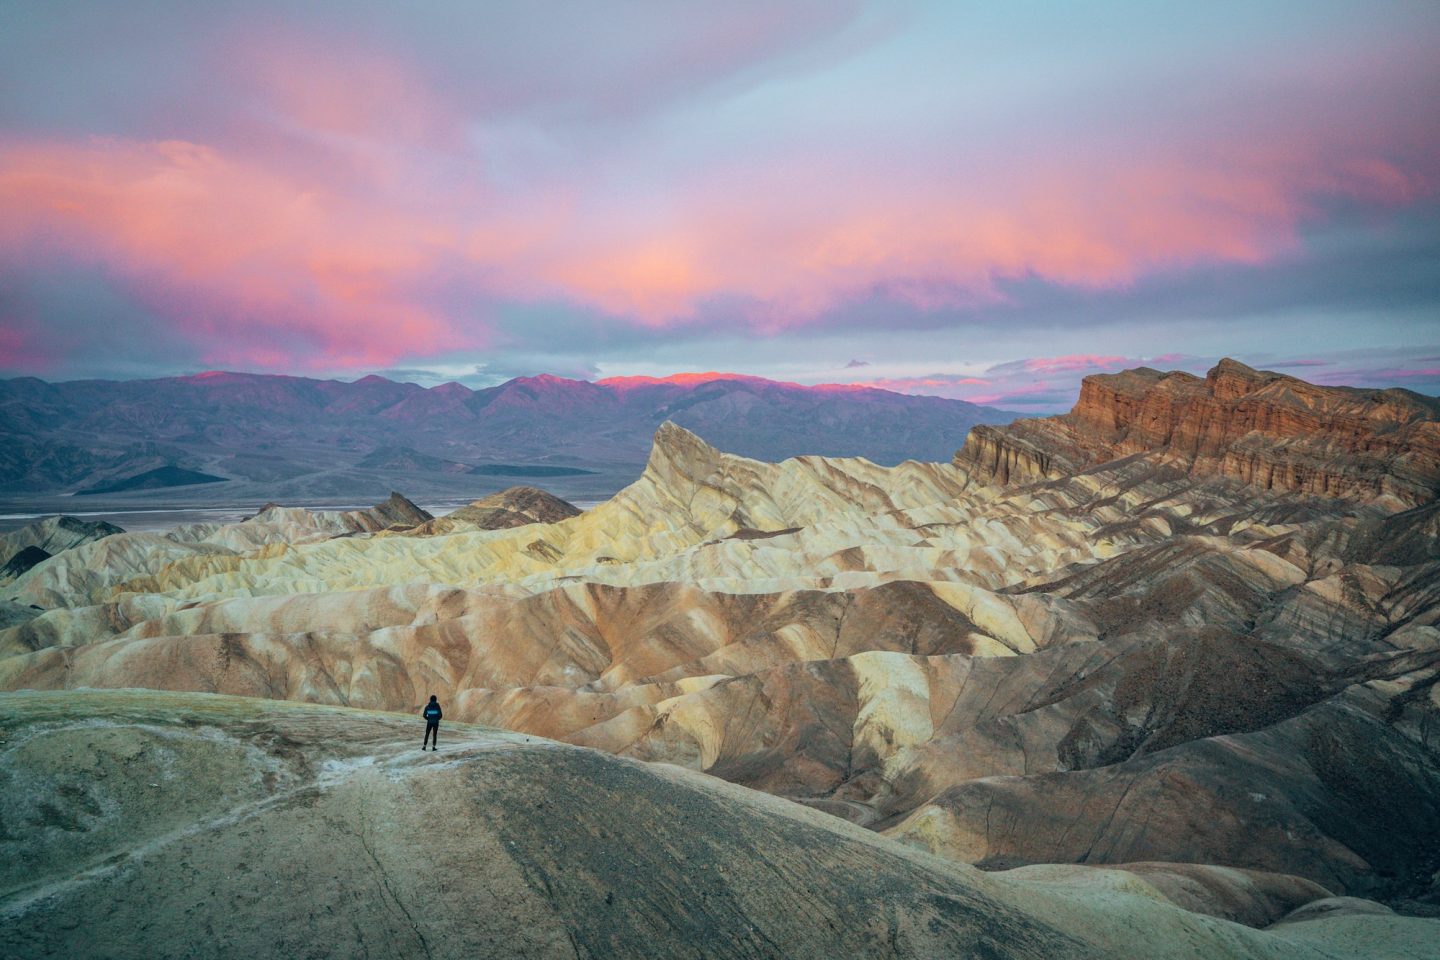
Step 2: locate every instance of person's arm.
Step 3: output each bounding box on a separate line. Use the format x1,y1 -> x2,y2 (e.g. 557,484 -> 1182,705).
436,705 -> 443,720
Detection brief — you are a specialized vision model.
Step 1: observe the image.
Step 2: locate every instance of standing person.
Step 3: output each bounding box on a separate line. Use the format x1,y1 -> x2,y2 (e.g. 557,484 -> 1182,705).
422,695 -> 442,751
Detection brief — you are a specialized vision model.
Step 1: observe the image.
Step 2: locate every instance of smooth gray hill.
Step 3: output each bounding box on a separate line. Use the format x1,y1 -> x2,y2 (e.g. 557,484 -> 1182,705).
4,691 -> 1435,960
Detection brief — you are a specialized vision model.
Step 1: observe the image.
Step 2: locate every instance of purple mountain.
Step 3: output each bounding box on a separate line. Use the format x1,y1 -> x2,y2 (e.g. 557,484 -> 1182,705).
0,371 -> 1013,501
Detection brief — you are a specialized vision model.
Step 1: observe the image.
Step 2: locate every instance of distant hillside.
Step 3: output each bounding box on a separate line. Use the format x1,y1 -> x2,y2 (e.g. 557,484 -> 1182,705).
76,465 -> 229,495
469,464 -> 597,477
0,371 -> 1014,500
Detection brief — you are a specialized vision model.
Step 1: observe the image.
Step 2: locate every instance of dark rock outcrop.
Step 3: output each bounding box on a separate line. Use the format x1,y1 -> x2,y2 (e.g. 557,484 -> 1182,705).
0,546 -> 50,581
351,491 -> 433,531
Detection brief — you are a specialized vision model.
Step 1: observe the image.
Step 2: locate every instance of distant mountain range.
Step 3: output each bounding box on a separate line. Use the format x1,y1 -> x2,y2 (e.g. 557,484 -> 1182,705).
0,371 -> 1013,501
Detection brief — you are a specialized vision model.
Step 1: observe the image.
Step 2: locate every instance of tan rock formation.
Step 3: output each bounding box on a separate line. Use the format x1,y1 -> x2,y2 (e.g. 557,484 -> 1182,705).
407,485 -> 581,536
1,362 -> 1438,919
3,492 -> 431,608
0,515 -> 124,583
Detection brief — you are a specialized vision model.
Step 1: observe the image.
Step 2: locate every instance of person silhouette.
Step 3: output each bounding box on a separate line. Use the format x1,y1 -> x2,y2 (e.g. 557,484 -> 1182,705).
422,695 -> 442,751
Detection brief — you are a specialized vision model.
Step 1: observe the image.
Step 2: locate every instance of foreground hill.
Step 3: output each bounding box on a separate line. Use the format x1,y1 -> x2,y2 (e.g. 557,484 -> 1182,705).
0,370 -> 1012,501
1,360 -> 1437,927
1,690 -> 1433,959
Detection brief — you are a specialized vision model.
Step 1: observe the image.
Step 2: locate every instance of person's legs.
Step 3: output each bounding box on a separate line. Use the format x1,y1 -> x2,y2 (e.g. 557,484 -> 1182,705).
431,724 -> 438,750
423,724 -> 434,749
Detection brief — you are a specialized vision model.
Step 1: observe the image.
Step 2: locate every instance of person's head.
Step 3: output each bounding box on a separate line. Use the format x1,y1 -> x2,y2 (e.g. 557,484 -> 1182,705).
428,694 -> 437,702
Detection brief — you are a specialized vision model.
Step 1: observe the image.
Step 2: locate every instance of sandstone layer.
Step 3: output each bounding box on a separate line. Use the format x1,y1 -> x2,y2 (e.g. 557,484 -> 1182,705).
957,359 -> 1440,505
2,361 -> 1438,923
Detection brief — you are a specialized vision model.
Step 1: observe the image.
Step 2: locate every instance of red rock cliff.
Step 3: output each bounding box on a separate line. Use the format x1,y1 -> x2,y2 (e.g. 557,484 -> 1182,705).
956,359 -> 1440,505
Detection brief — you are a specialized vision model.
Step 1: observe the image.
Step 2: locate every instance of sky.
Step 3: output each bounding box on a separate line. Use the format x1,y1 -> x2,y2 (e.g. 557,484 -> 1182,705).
0,1 -> 1437,411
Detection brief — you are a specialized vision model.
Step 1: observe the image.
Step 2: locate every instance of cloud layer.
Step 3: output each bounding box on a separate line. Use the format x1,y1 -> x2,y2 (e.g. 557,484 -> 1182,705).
1,1 -> 1437,402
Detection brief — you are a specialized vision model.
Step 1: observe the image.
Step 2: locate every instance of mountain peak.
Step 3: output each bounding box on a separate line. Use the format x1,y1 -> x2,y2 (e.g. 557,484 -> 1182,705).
599,372 -> 767,390
596,372 -> 874,395
1211,357 -> 1261,376
1205,357 -> 1283,400
512,373 -> 587,387
182,370 -> 248,383
428,381 -> 471,396
646,421 -> 723,479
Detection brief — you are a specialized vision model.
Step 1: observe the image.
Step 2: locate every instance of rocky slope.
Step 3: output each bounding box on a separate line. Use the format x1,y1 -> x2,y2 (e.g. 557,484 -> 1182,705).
2,689 -> 1434,960
0,493 -> 429,610
407,486 -> 582,536
0,515 -> 127,627
1,361 -> 1437,929
0,516 -> 123,583
957,358 -> 1440,505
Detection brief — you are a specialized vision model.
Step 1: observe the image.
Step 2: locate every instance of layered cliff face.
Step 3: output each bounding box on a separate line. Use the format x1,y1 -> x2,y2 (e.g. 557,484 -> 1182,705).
2,363 -> 1439,937
957,359 -> 1440,506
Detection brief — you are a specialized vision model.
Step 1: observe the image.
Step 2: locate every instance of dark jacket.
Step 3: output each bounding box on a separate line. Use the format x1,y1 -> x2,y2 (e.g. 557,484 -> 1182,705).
423,702 -> 442,724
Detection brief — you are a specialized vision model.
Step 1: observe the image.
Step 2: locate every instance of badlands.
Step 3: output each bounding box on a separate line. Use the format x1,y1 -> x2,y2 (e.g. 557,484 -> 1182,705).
3,358 -> 1440,958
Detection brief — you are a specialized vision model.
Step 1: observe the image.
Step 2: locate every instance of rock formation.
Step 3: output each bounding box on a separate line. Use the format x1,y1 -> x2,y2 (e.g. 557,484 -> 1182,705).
407,486 -> 582,536
1,360 -> 1438,936
0,546 -> 50,582
0,515 -> 123,583
0,493 -> 430,610
957,358 -> 1440,505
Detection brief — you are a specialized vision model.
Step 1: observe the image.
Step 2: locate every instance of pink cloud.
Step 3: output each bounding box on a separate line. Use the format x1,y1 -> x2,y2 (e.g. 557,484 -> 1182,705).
527,147 -> 1329,325
1021,355 -> 1130,374
0,325 -> 55,372
0,14 -> 1436,373
0,136 -> 475,370
963,382 -> 1066,406
600,372 -> 871,394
